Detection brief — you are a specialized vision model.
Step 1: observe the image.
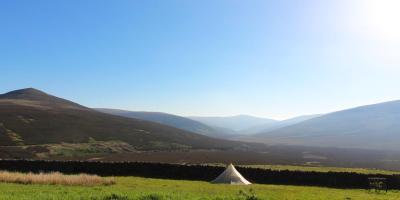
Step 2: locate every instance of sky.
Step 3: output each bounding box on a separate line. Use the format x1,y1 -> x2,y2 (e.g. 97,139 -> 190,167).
1,0 -> 400,120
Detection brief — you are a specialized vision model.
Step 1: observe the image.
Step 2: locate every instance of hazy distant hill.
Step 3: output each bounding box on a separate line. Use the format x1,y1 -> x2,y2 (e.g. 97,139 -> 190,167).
95,109 -> 233,138
189,115 -> 277,133
251,100 -> 400,151
0,88 -> 249,150
242,114 -> 322,134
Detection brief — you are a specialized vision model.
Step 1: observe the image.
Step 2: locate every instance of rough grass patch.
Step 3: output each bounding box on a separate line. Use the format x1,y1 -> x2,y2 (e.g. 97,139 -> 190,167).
138,194 -> 166,200
237,189 -> 262,200
0,171 -> 115,186
95,193 -> 130,200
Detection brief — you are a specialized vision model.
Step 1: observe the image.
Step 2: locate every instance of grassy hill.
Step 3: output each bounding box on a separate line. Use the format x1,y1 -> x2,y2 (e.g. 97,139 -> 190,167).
0,88 -> 252,151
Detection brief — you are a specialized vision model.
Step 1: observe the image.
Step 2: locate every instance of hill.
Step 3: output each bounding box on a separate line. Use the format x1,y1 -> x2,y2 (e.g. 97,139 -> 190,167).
189,115 -> 277,133
251,100 -> 400,151
0,88 -> 252,151
95,109 -> 232,138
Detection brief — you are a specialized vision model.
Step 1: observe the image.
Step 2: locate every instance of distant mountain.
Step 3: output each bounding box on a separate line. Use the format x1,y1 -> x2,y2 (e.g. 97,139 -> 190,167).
251,100 -> 400,151
242,114 -> 322,134
189,115 -> 277,133
95,109 -> 233,138
0,88 -> 252,151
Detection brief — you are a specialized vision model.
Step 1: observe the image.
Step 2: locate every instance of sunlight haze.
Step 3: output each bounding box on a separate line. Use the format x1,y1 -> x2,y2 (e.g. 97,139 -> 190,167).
1,0 -> 399,119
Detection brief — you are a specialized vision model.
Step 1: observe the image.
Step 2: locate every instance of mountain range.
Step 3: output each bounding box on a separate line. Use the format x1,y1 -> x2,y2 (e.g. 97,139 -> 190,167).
1,88 -> 400,154
0,88 -> 251,152
97,111 -> 320,138
99,100 -> 400,151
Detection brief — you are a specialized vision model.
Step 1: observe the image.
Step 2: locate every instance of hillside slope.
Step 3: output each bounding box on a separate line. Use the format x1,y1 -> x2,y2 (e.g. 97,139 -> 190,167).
252,100 -> 400,151
95,109 -> 232,138
0,88 -> 249,150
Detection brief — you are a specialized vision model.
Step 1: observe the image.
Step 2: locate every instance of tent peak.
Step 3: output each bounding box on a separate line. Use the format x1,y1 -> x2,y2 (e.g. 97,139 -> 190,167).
211,164 -> 251,185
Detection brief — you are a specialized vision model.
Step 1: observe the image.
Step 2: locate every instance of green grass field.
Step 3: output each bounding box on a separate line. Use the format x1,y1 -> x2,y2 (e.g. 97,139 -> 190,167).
0,176 -> 399,200
241,164 -> 400,175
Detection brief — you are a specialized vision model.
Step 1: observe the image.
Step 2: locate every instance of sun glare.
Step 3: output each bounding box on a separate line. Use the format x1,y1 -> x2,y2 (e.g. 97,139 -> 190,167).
361,0 -> 400,42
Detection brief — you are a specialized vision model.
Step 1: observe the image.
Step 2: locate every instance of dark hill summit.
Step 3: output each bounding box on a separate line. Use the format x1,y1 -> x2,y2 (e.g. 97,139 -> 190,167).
0,88 -> 251,150
0,88 -> 88,110
1,88 -> 56,100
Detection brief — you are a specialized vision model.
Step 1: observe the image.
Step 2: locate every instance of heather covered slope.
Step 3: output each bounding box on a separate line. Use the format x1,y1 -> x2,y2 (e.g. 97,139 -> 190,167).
0,88 -> 251,150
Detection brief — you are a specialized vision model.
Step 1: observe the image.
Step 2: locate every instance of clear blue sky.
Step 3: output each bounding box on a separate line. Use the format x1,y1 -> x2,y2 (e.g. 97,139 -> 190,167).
1,0 -> 400,119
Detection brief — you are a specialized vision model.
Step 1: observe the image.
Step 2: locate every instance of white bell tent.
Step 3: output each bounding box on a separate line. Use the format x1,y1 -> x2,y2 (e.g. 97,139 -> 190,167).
211,164 -> 251,185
